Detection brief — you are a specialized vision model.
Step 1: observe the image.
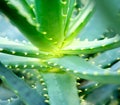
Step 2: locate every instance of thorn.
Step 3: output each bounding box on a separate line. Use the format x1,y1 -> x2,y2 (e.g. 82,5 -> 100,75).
43,88 -> 47,91
42,32 -> 47,35
31,65 -> 35,68
44,100 -> 49,103
91,61 -> 95,64
15,65 -> 19,68
44,94 -> 49,98
74,70 -> 78,73
93,71 -> 98,76
36,52 -> 39,55
60,0 -> 67,5
66,68 -> 70,71
11,51 -> 16,54
0,48 -> 3,51
60,66 -> 63,69
30,4 -> 34,8
82,71 -> 87,75
23,65 -> 27,68
24,52 -> 28,55
48,38 -> 53,40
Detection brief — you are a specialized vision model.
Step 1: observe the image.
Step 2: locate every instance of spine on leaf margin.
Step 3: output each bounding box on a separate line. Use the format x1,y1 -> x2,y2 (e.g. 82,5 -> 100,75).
0,0 -> 58,52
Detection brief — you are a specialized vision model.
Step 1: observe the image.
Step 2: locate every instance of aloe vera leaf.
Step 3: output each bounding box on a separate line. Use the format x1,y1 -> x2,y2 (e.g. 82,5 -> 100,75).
0,37 -> 53,58
9,98 -> 23,105
96,0 -> 120,33
0,53 -> 48,70
34,0 -> 65,47
0,85 -> 22,105
0,0 -> 56,52
79,0 -> 119,40
78,82 -> 102,96
42,72 -> 80,105
27,69 -> 49,103
61,35 -> 120,54
64,0 -> 75,34
15,68 -> 49,103
6,0 -> 35,25
111,61 -> 120,71
78,0 -> 116,41
89,47 -> 120,68
81,85 -> 117,105
25,0 -> 34,6
6,67 -> 49,102
63,0 -> 95,46
46,56 -> 120,84
0,100 -> 9,105
0,97 -> 23,105
0,86 -> 16,100
0,63 -> 47,105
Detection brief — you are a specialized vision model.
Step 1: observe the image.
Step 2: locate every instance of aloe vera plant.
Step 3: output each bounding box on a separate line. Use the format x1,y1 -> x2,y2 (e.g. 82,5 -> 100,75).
0,0 -> 120,105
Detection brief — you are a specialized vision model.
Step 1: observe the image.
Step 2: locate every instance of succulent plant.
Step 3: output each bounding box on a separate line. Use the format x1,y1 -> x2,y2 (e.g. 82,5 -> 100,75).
0,0 -> 120,105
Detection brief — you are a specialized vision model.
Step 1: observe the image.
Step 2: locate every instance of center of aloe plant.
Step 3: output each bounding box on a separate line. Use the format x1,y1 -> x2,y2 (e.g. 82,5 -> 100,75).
0,0 -> 120,105
0,0 -> 95,53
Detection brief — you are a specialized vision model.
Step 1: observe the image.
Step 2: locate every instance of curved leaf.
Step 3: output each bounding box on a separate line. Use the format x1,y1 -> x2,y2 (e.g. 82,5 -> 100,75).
0,62 -> 47,105
46,56 -> 120,84
42,72 -> 80,105
62,35 -> 120,54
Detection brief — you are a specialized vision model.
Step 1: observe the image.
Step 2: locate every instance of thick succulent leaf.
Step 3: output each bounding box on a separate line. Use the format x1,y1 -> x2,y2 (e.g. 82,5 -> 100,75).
5,0 -> 35,25
81,85 -> 117,105
42,72 -> 80,105
63,0 -> 95,46
62,35 -> 120,54
0,0 -> 56,52
0,53 -> 47,70
0,86 -> 23,104
96,0 -> 120,33
78,0 -> 118,41
0,0 -> 38,37
0,97 -> 23,105
8,99 -> 23,105
15,68 -> 49,103
0,37 -> 52,58
25,0 -> 34,6
46,56 -> 120,84
34,0 -> 65,47
78,82 -> 101,96
64,0 -> 75,34
0,63 -> 47,105
111,61 -> 120,71
0,86 -> 16,100
89,47 -> 120,68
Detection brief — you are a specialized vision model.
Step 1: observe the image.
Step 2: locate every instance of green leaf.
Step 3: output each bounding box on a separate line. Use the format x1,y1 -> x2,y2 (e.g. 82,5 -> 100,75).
63,0 -> 95,46
78,82 -> 101,96
6,0 -> 35,25
64,0 -> 75,34
0,0 -> 57,52
89,47 -> 120,68
0,53 -> 47,70
81,85 -> 117,105
62,35 -> 120,54
34,0 -> 65,47
42,72 -> 80,105
0,86 -> 16,100
0,37 -> 52,58
0,62 -> 47,105
111,61 -> 120,71
46,56 -> 120,84
0,97 -> 23,105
